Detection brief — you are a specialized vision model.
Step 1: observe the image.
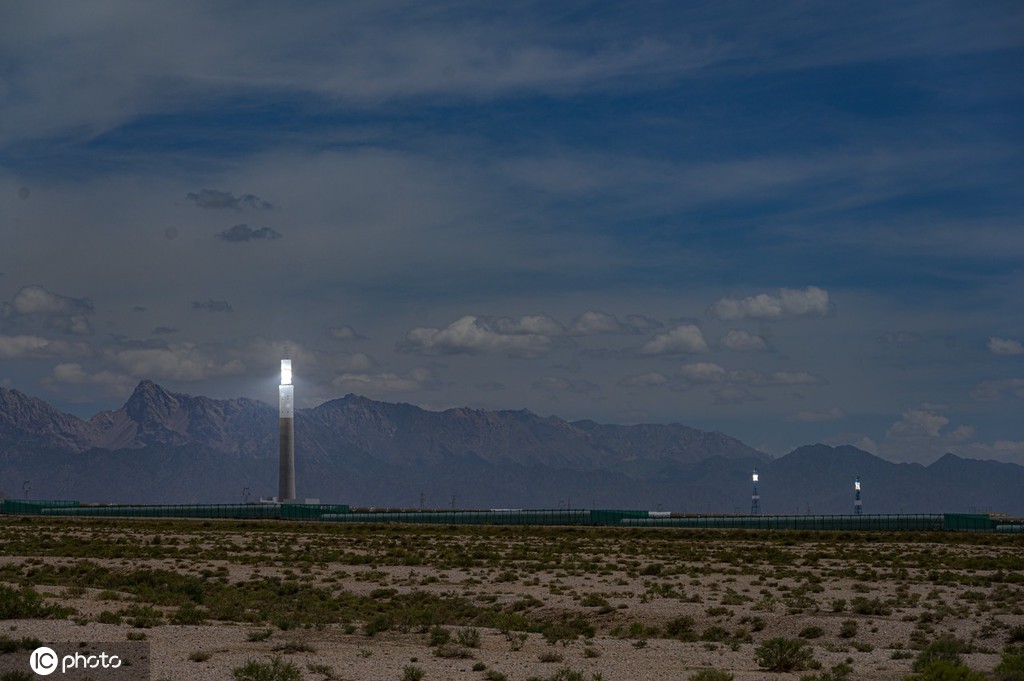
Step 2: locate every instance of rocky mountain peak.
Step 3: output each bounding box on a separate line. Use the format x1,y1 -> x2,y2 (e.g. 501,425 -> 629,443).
124,380 -> 180,422
0,386 -> 95,452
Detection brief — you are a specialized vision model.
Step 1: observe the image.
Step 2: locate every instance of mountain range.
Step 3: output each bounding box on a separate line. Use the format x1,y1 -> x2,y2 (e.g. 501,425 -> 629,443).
1,381 -> 1021,516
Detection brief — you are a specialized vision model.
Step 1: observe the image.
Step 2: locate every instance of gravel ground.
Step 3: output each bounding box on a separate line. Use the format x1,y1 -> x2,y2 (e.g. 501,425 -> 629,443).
1,519 -> 1021,680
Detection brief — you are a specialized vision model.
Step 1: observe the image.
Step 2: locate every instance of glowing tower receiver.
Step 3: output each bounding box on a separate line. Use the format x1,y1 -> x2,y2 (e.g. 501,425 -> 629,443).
750,467 -> 760,515
279,359 -> 296,502
854,476 -> 862,515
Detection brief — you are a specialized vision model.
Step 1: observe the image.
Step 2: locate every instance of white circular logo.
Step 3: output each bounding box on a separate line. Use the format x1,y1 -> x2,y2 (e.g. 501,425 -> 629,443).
30,647 -> 58,676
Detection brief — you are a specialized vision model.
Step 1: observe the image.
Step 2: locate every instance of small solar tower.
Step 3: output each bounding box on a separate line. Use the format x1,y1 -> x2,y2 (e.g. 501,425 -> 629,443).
750,467 -> 760,515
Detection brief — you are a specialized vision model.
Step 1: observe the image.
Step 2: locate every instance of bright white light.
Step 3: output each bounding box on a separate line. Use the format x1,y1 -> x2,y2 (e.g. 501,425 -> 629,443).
855,479 -> 861,491
281,359 -> 292,385
752,471 -> 759,483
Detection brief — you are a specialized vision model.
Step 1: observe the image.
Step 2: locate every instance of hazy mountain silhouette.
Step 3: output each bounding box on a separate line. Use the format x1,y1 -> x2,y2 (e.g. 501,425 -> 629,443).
0,382 -> 1021,515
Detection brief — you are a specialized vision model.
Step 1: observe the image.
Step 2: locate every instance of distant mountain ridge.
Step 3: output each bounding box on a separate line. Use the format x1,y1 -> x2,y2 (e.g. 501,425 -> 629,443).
1,382 -> 1022,515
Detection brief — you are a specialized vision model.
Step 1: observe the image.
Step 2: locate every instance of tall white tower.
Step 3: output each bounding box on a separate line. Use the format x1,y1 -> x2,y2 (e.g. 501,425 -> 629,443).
279,359 -> 296,502
854,476 -> 862,515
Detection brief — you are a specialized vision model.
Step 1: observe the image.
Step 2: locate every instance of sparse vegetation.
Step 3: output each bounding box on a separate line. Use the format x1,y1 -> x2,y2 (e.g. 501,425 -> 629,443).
688,672 -> 734,681
755,637 -> 816,672
401,665 -> 425,681
232,657 -> 302,681
2,515 -> 1024,679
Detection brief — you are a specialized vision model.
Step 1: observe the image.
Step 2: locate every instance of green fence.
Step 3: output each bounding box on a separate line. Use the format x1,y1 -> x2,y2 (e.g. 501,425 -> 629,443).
621,513 -> 1000,532
1,499 -> 1018,533
1,499 -> 348,520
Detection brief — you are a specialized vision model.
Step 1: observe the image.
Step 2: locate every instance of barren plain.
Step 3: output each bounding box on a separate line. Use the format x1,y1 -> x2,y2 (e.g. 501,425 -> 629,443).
1,517 -> 1023,680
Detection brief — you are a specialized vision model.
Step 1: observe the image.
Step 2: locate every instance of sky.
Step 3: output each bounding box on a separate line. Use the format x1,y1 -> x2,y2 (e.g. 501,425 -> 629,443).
1,1 -> 1022,465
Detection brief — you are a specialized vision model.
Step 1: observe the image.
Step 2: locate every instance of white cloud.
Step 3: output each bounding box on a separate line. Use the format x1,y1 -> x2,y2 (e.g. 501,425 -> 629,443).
329,325 -> 366,341
2,285 -> 94,335
713,385 -> 759,404
970,378 -> 1024,401
788,407 -> 845,423
336,352 -> 377,372
0,334 -> 92,360
492,315 -> 564,336
332,367 -> 438,394
639,324 -> 709,355
532,377 -> 600,394
569,310 -> 629,335
47,363 -> 135,394
678,362 -> 728,384
112,344 -> 246,382
760,371 -> 826,386
618,371 -> 670,388
988,337 -> 1024,355
886,408 -> 949,438
623,314 -> 663,332
878,407 -> 985,464
962,440 -> 1024,465
617,362 -> 824,398
708,286 -> 831,321
402,315 -> 553,358
187,189 -> 273,211
720,329 -> 768,352
825,433 -> 880,455
950,425 -> 975,442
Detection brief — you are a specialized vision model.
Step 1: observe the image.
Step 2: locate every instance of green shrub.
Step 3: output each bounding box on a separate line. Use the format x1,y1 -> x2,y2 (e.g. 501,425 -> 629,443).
666,615 -> 696,640
755,637 -> 815,672
363,615 -> 391,637
850,597 -> 891,616
799,626 -> 824,639
838,620 -> 858,639
429,626 -> 450,646
457,627 -> 481,648
232,657 -> 302,681
913,638 -> 970,673
434,644 -> 472,659
0,636 -> 43,654
580,594 -> 609,608
172,603 -> 206,625
994,652 -> 1024,681
688,672 -> 735,681
543,618 -> 596,645
1,671 -> 35,681
907,659 -> 987,681
0,585 -> 72,620
801,662 -> 852,681
701,626 -> 729,642
402,666 -> 425,681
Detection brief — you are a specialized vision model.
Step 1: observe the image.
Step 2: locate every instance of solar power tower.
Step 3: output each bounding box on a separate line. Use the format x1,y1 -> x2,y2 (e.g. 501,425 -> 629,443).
750,467 -> 760,515
854,477 -> 862,515
279,359 -> 296,502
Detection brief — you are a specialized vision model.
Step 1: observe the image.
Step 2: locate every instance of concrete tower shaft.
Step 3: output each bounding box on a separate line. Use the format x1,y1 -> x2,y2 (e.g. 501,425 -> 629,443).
279,359 -> 296,502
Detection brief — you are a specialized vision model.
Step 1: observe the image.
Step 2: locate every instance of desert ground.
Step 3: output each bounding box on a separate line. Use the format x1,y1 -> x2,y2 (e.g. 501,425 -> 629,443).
1,517 -> 1022,680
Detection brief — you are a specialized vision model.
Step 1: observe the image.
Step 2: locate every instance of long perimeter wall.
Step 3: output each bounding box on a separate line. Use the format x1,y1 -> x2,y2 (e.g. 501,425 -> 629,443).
3,499 -> 1021,532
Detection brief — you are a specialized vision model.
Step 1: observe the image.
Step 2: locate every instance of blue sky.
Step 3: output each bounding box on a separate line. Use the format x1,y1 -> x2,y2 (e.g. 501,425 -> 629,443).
1,1 -> 1022,464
